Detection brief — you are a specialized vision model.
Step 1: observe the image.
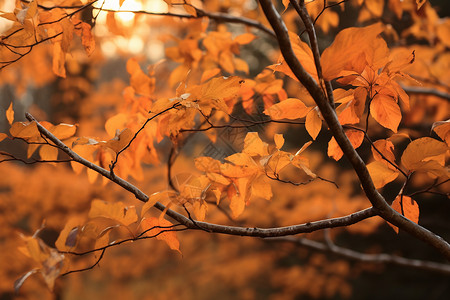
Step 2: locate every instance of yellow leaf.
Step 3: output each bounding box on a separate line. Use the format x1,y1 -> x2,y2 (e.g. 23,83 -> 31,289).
192,200 -> 208,221
251,175 -> 272,201
6,102 -> 14,125
264,151 -> 291,174
243,132 -> 269,156
328,130 -> 365,161
88,200 -> 138,226
263,98 -> 309,120
305,108 -> 321,140
401,137 -> 448,172
141,217 -> 181,253
367,161 -> 399,189
370,94 -> 401,132
388,195 -> 419,234
228,177 -> 250,218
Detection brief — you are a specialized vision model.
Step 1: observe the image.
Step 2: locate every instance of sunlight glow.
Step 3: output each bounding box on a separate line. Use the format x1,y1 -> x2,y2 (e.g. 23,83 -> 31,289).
94,0 -> 169,60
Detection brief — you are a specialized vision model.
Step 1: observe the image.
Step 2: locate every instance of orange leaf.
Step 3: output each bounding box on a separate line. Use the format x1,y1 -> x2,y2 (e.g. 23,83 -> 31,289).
234,33 -> 256,45
274,134 -> 284,149
322,23 -> 385,80
243,132 -> 269,156
432,120 -> 450,146
183,4 -> 197,16
305,108 -> 321,140
6,102 -> 14,125
50,123 -> 77,140
141,217 -> 181,253
269,32 -> 318,82
370,94 -> 401,132
367,161 -> 399,189
0,133 -> 7,142
228,177 -> 250,218
80,22 -> 95,56
141,191 -> 175,217
388,195 -> 419,233
39,145 -> 59,161
328,130 -> 364,161
263,98 -> 309,120
10,122 -> 39,139
371,139 -> 396,166
52,42 -> 66,78
88,200 -> 138,226
401,137 -> 448,173
251,175 -> 272,201
104,128 -> 133,153
55,217 -> 85,251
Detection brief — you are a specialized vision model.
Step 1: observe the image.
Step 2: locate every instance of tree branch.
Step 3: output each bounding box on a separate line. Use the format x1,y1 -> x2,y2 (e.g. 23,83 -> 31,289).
24,112 -> 378,238
402,86 -> 450,101
269,236 -> 450,275
257,0 -> 450,259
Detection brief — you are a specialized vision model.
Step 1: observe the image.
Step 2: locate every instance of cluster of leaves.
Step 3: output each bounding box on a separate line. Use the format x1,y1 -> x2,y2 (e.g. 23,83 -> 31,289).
0,0 -> 449,299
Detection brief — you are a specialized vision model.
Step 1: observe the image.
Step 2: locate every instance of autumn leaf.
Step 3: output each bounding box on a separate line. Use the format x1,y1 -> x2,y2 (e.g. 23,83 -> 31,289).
104,128 -> 134,153
10,122 -> 39,139
400,137 -> 448,175
269,32 -> 318,82
388,195 -> 419,233
243,132 -> 269,156
79,22 -> 95,56
370,94 -> 401,132
263,98 -> 309,120
367,161 -> 399,189
88,199 -> 138,226
274,134 -> 284,149
305,108 -> 322,140
55,217 -> 85,251
52,42 -> 66,78
371,139 -> 396,168
6,102 -> 14,125
321,23 -> 385,80
18,235 -> 65,291
50,123 -> 77,140
328,130 -> 365,161
141,217 -> 181,253
432,120 -> 450,146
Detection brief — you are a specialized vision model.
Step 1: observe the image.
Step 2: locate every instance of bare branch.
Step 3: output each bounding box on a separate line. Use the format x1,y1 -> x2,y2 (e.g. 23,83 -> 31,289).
402,86 -> 450,101
270,236 -> 450,275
